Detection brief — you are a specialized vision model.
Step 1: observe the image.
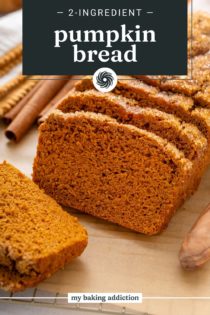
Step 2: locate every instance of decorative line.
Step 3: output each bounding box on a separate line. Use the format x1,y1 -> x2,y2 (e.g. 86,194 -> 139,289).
143,296 -> 210,300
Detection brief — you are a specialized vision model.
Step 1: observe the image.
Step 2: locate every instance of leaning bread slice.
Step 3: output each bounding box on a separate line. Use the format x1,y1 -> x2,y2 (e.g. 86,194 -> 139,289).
33,110 -> 193,235
0,162 -> 88,292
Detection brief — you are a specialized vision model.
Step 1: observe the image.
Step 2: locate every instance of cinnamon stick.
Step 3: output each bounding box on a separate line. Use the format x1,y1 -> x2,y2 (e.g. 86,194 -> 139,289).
179,203 -> 210,270
38,75 -> 82,124
5,76 -> 69,142
3,80 -> 45,124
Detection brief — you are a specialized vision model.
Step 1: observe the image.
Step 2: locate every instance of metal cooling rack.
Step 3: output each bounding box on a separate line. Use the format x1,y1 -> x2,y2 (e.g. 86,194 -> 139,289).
0,288 -> 149,315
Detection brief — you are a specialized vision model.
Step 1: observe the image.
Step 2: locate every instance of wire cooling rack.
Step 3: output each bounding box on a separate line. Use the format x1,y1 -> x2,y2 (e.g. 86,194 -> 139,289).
0,288 -> 148,315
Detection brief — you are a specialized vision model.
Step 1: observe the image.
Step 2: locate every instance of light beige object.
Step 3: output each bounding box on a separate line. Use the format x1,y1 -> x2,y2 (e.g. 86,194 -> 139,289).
0,0 -> 22,13
179,202 -> 210,270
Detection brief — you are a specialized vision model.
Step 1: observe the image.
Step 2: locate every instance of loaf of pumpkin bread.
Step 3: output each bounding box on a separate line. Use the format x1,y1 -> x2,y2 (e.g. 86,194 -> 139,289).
33,11 -> 210,235
33,110 -> 194,235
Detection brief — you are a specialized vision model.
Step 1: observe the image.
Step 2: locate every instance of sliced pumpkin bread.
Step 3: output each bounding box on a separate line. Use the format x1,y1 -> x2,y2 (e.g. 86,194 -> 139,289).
0,162 -> 88,292
33,110 -> 193,235
57,90 -> 206,161
75,76 -> 195,117
134,52 -> 210,104
75,76 -> 210,167
134,12 -> 210,102
56,90 -> 207,193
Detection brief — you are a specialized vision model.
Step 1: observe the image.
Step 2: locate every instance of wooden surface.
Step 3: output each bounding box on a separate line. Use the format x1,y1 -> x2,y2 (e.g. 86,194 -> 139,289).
1,124 -> 210,315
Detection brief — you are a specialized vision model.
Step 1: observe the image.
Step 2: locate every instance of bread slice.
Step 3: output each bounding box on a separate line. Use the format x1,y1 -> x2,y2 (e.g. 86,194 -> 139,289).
75,76 -> 195,117
57,90 -> 207,162
75,77 -> 210,165
134,11 -> 210,101
33,110 -> 193,235
189,29 -> 210,58
195,84 -> 210,108
190,11 -> 210,35
0,162 -> 87,292
134,52 -> 210,102
56,90 -> 207,195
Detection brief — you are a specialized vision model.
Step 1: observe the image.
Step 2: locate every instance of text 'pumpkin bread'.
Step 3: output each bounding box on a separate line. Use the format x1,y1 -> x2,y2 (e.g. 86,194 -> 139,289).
33,110 -> 193,235
0,162 -> 88,292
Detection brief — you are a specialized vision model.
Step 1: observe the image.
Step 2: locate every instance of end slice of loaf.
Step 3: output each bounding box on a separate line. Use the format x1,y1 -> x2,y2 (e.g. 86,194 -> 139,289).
0,162 -> 88,292
33,110 -> 193,235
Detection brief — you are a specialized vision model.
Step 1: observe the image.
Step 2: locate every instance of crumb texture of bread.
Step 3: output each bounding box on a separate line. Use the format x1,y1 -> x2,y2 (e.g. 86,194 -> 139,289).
33,111 -> 193,236
57,90 -> 207,162
56,90 -> 208,196
0,162 -> 88,292
188,12 -> 210,57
